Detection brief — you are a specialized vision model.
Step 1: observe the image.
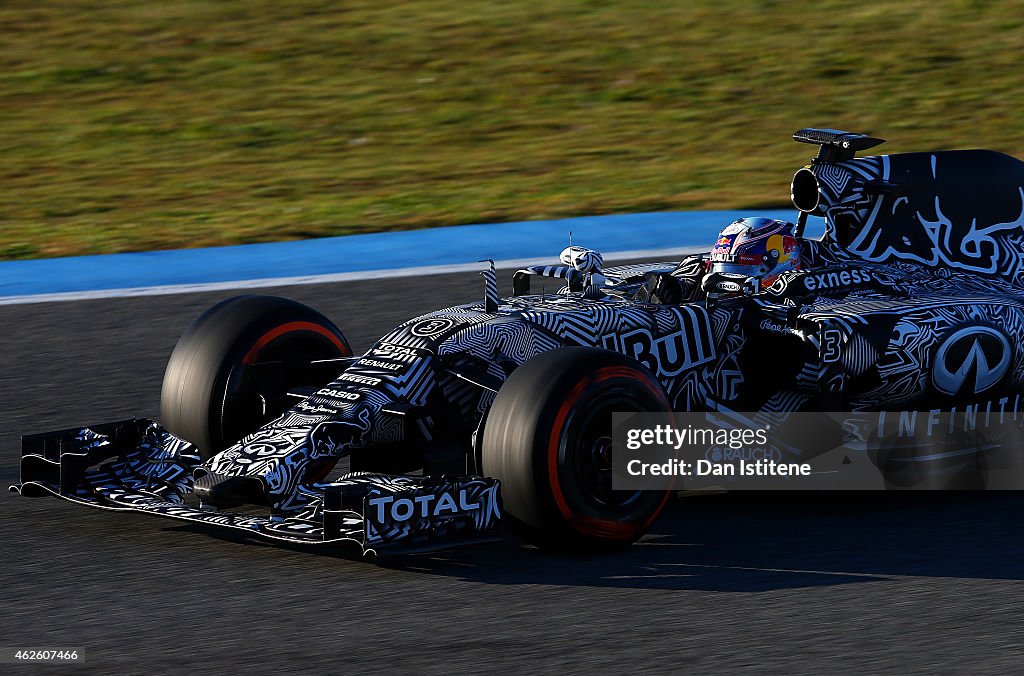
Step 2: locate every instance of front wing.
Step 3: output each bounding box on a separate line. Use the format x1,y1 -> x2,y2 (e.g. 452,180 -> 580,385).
10,419 -> 501,556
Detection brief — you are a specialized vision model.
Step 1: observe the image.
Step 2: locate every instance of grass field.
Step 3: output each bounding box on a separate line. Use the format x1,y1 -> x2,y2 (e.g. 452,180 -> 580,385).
2,0 -> 1023,259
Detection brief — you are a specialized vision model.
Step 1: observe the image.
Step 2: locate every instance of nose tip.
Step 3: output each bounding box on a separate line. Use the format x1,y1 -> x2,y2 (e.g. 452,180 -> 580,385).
194,471 -> 268,508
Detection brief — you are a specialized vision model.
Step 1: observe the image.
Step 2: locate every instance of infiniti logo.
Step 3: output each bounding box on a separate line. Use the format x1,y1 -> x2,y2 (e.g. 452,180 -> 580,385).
932,326 -> 1011,396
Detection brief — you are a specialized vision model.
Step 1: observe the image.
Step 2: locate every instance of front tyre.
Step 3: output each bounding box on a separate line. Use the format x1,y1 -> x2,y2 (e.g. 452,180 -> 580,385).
482,347 -> 673,550
160,295 -> 351,459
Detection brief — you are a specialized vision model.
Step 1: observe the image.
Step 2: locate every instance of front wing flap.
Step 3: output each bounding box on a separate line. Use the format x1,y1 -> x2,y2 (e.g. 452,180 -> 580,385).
11,419 -> 502,556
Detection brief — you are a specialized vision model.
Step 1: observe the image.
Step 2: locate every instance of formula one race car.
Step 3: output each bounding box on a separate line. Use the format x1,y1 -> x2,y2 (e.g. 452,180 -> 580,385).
14,128 -> 1024,555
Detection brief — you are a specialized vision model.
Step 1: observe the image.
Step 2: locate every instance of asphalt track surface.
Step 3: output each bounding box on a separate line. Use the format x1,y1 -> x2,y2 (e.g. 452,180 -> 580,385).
3,268 -> 1024,674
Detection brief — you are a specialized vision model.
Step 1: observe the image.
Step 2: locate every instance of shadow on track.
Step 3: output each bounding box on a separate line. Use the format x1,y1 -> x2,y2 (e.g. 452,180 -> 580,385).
165,490 -> 1024,592
377,491 -> 1024,591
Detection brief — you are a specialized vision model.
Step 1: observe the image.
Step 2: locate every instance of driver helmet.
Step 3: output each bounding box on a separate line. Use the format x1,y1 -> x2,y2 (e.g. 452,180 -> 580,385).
708,217 -> 802,289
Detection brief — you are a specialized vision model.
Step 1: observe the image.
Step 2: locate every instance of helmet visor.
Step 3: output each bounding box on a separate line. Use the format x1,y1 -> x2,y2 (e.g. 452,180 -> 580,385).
710,262 -> 763,277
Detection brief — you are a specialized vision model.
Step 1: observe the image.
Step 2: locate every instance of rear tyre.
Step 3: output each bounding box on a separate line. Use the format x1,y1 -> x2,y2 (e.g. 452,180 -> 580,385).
482,346 -> 673,551
160,295 -> 351,459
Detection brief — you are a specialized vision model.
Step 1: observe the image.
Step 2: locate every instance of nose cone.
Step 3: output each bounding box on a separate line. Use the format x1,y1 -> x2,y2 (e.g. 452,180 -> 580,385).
204,405 -> 374,506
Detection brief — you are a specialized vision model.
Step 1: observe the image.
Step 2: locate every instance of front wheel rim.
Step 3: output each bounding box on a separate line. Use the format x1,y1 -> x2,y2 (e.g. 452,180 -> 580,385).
561,387 -> 653,514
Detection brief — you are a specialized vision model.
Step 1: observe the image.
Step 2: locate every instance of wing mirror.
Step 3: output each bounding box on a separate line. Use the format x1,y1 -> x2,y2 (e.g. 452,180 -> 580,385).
512,245 -> 607,298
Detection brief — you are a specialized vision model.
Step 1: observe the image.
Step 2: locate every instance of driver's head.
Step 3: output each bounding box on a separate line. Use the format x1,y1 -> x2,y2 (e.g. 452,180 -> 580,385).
709,217 -> 801,289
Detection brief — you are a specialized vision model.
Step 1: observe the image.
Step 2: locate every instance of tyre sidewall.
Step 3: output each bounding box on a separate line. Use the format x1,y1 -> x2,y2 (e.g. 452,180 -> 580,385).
483,347 -> 672,548
160,295 -> 350,458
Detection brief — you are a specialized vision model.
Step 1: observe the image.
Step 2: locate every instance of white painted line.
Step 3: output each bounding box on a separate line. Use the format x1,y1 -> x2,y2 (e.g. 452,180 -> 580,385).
0,246 -> 705,306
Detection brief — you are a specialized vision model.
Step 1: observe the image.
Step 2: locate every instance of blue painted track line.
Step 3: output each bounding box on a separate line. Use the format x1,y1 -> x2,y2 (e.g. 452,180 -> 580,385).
0,209 -> 822,302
